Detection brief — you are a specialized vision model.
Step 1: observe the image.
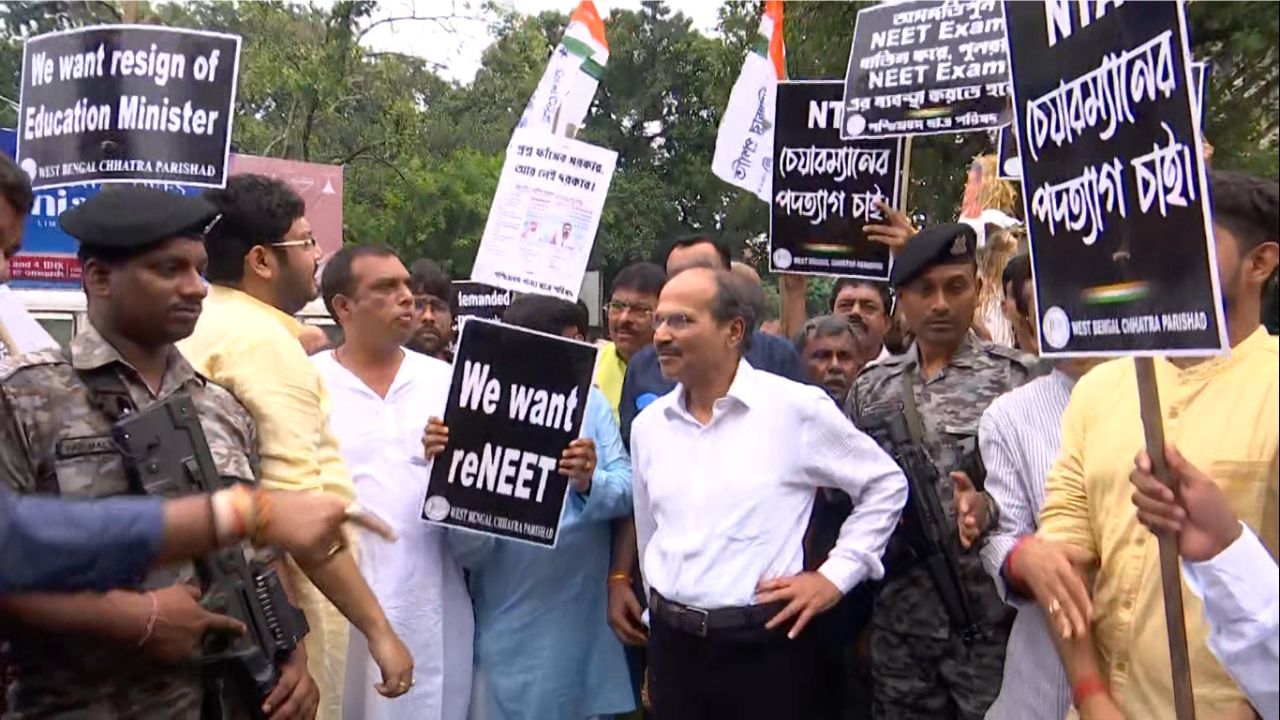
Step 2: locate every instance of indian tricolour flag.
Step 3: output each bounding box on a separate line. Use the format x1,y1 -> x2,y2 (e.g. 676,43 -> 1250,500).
712,0 -> 786,203
516,0 -> 609,136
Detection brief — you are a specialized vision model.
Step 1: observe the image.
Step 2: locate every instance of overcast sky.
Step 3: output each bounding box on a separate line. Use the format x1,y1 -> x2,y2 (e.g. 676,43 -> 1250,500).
356,0 -> 726,84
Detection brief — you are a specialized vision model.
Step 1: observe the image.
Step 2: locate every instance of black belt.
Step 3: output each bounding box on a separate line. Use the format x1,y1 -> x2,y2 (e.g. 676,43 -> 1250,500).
650,591 -> 785,638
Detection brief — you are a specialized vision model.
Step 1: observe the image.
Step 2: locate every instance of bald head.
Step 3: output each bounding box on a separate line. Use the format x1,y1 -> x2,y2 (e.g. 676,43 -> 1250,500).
653,267 -> 755,385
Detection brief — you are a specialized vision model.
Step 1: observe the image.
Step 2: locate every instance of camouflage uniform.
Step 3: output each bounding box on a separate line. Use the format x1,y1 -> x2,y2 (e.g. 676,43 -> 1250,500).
845,332 -> 1036,720
0,323 -> 258,720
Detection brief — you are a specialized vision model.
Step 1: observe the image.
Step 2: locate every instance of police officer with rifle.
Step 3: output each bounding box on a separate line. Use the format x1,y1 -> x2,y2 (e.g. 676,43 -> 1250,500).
0,187 -> 319,719
847,223 -> 1037,720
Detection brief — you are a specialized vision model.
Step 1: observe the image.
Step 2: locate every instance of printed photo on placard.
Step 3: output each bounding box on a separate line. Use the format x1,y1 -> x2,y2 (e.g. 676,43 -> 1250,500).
770,80 -> 904,281
17,25 -> 241,189
422,318 -> 599,548
1005,0 -> 1226,357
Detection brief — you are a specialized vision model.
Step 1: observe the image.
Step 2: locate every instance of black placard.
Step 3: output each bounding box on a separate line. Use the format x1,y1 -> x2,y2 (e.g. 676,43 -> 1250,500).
452,281 -> 514,321
998,59 -> 1206,183
770,81 -> 903,280
1005,0 -> 1226,357
840,0 -> 1011,140
17,26 -> 240,190
422,318 -> 598,547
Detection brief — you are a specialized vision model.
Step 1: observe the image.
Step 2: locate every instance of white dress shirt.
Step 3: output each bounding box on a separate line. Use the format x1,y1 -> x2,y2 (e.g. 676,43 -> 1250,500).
1183,525 -> 1279,720
630,359 -> 907,610
313,349 -> 474,720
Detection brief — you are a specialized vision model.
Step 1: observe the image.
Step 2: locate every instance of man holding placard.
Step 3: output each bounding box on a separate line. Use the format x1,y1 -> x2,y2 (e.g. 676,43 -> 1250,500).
999,0 -> 1278,717
422,296 -> 635,718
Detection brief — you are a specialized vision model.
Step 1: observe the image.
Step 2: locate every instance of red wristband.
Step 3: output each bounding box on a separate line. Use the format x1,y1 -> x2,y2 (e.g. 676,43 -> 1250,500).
1004,535 -> 1033,591
1071,674 -> 1107,707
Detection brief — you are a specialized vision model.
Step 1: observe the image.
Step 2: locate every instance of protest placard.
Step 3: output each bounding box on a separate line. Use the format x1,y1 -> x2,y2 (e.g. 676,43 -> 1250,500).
840,0 -> 1011,140
470,129 -> 617,302
996,59 -> 1205,183
770,81 -> 903,280
1005,0 -> 1224,358
17,26 -> 240,190
422,318 -> 598,548
452,281 -> 514,321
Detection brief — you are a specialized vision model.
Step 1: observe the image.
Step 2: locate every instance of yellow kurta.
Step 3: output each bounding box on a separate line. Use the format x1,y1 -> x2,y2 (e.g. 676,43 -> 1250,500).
593,340 -> 627,423
179,285 -> 356,720
1039,327 -> 1279,719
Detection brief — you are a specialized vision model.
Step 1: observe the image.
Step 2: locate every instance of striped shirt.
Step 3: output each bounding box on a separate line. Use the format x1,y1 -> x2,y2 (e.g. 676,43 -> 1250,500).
978,369 -> 1075,720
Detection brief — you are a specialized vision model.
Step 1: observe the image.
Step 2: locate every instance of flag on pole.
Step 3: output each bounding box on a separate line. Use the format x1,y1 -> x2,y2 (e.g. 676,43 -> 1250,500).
712,0 -> 786,203
516,1 -> 609,136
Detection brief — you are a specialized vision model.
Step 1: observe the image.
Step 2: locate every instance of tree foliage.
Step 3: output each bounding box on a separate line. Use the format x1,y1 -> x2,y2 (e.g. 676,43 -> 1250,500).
0,0 -> 1275,289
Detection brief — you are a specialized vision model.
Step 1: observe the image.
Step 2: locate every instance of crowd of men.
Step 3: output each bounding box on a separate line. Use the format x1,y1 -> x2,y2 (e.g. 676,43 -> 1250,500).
0,141 -> 1276,720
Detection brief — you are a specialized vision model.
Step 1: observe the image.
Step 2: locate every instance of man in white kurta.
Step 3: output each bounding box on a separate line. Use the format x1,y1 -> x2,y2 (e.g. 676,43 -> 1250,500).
311,246 -> 473,719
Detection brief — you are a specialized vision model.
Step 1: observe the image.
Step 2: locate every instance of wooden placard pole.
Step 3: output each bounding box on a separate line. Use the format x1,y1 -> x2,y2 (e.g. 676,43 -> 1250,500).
1134,356 -> 1197,720
898,136 -> 913,213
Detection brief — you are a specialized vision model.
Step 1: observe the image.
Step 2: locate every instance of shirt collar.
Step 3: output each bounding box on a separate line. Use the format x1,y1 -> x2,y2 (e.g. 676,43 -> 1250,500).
1166,325 -> 1273,380
666,358 -> 759,423
70,321 -> 202,390
207,284 -> 305,340
906,331 -> 983,376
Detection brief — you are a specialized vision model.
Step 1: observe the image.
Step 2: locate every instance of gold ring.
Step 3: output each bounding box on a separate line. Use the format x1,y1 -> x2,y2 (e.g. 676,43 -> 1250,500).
1049,599 -> 1061,615
327,542 -> 343,558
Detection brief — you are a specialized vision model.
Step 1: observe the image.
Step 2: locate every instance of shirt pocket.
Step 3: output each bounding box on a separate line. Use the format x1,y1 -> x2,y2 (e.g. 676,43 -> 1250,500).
1209,459 -> 1272,539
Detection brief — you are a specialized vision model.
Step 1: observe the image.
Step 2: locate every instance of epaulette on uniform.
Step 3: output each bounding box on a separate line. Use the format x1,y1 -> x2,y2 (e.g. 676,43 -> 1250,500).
0,347 -> 68,382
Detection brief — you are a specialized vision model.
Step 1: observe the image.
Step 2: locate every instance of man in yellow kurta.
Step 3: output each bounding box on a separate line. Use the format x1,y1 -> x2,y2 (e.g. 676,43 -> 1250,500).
1008,170 -> 1279,719
180,174 -> 413,719
593,262 -> 665,420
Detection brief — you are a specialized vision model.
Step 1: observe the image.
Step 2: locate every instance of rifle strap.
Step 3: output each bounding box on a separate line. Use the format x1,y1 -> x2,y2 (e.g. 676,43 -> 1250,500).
62,345 -> 138,423
899,373 -> 927,447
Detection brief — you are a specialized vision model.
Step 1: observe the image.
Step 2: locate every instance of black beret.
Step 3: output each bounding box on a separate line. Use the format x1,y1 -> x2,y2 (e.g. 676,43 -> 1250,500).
59,186 -> 219,250
888,223 -> 977,288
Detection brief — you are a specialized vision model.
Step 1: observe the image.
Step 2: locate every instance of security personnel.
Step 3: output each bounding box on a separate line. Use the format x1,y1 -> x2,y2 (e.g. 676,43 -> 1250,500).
0,186 -> 316,719
846,223 -> 1036,720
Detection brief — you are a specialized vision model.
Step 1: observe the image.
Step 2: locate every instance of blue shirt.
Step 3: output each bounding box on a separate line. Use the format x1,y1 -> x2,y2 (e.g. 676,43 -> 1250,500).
0,488 -> 164,594
450,388 -> 635,719
618,330 -> 807,445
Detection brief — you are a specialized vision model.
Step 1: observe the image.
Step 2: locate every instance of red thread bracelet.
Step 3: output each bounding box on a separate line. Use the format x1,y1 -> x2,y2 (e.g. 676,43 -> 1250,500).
1072,674 -> 1107,707
1004,535 -> 1034,591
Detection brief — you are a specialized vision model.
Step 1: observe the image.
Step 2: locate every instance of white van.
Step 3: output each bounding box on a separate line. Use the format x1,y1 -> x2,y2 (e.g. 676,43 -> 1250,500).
12,288 -> 338,348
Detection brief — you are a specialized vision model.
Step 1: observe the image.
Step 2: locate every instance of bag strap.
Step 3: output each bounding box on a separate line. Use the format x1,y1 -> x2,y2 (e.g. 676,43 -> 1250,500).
62,345 -> 138,423
898,373 -> 927,447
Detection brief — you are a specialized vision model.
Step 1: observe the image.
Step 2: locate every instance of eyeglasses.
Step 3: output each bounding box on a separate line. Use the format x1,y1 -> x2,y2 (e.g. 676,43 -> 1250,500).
270,236 -> 318,249
414,295 -> 450,313
653,312 -> 694,331
604,300 -> 655,318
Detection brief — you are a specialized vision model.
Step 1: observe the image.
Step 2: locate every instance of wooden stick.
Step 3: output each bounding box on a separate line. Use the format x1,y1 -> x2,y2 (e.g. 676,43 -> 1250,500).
899,136 -> 914,212
1134,356 -> 1197,720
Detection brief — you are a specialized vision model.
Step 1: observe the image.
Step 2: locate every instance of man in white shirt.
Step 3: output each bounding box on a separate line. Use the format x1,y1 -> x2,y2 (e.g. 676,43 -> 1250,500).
312,245 -> 473,720
1130,443 -> 1278,720
630,267 -> 907,719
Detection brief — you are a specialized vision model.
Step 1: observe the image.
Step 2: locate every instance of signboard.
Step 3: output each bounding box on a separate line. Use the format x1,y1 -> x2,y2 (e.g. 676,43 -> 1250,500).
470,129 -> 617,302
770,81 -> 904,280
231,154 -> 343,259
840,0 -> 1011,139
453,281 -> 514,321
422,318 -> 598,547
1005,0 -> 1226,357
1,130 -> 343,288
17,26 -> 240,190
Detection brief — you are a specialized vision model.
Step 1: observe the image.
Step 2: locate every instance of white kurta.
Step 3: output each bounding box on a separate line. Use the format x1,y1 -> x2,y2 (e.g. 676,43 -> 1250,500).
313,349 -> 473,720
